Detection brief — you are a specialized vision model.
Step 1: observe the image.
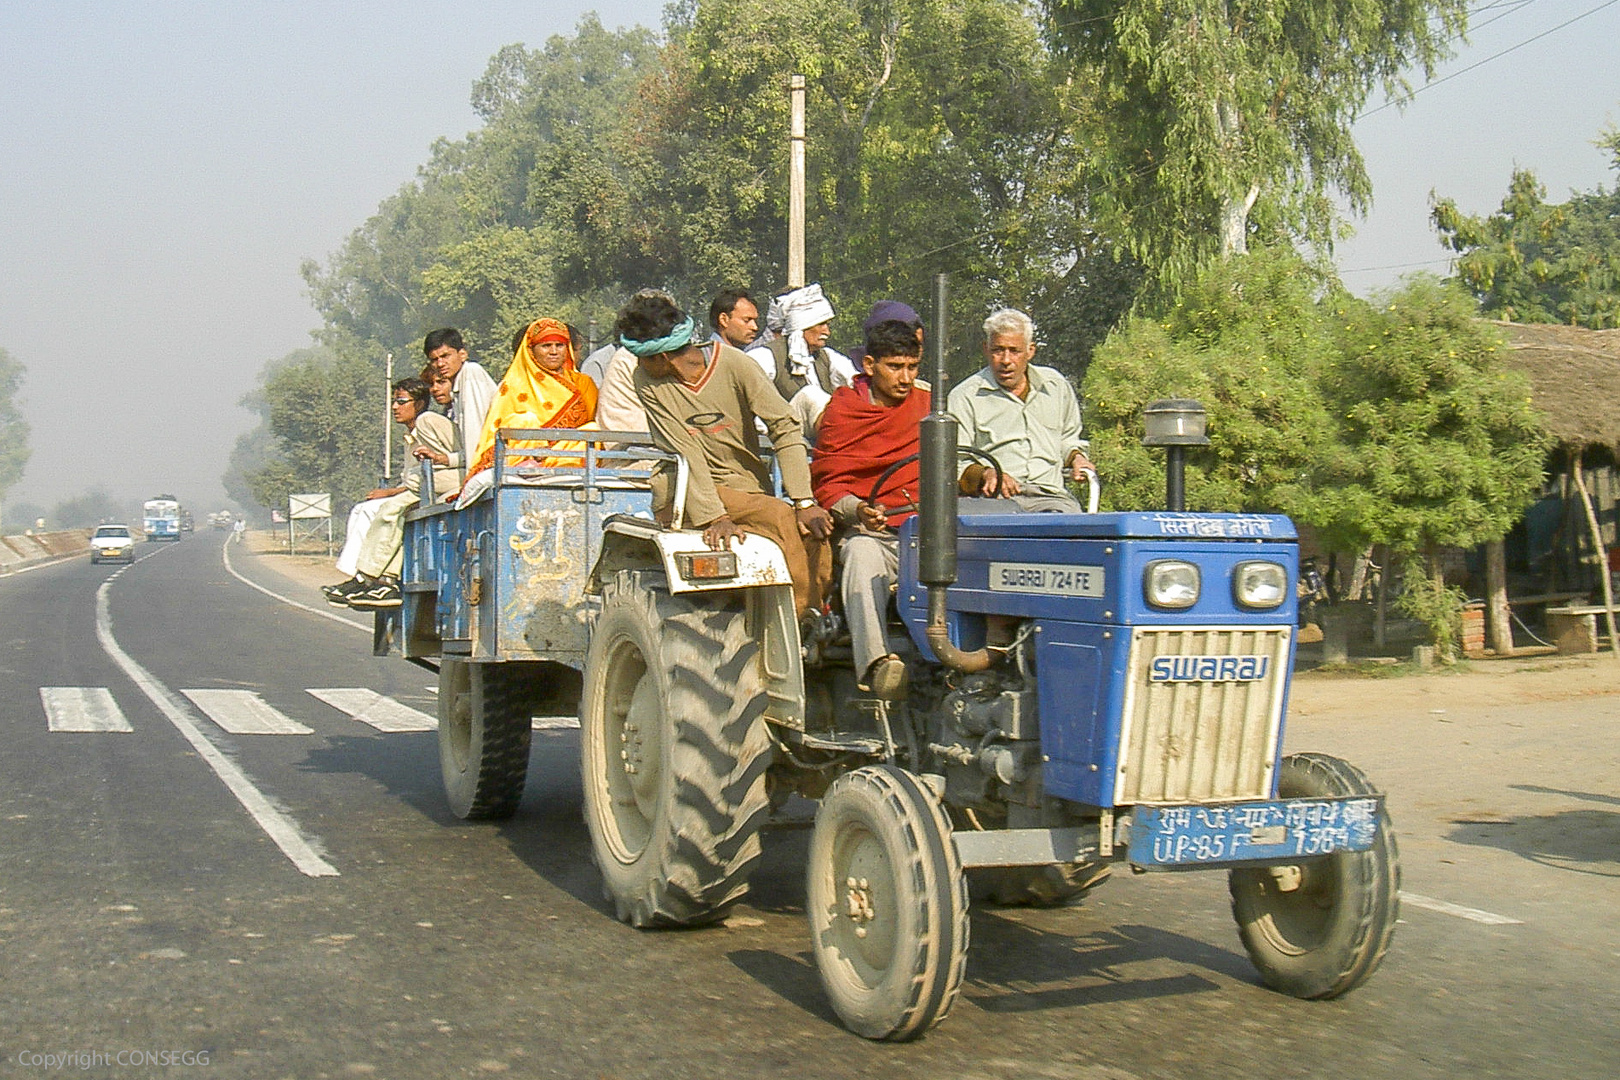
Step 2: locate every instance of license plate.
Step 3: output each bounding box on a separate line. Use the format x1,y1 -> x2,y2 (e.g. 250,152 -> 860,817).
1128,796 -> 1384,867
988,561 -> 1105,597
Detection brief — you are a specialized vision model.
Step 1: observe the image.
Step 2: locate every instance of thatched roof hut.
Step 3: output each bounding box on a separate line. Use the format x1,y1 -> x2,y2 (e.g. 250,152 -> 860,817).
1492,321 -> 1620,450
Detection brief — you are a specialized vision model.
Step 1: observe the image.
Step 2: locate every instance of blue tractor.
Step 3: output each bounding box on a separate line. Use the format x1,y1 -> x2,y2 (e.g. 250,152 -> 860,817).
394,298 -> 1399,1042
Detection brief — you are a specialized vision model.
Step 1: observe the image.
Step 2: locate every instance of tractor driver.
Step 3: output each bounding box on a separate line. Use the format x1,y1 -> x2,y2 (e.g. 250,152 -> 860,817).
811,319 -> 929,699
948,307 -> 1093,513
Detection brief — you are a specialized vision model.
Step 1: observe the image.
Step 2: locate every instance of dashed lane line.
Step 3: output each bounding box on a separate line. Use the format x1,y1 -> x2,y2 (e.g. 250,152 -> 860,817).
181,689 -> 314,735
40,687 -> 134,732
96,559 -> 339,878
307,688 -> 437,732
1399,891 -> 1523,925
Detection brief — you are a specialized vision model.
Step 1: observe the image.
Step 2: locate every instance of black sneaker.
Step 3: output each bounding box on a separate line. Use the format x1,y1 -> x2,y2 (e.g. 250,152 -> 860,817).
346,578 -> 401,609
324,578 -> 367,606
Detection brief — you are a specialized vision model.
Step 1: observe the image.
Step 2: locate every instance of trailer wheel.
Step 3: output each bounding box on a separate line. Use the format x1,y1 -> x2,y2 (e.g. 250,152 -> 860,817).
970,861 -> 1111,908
1229,752 -> 1400,999
808,766 -> 970,1041
438,658 -> 533,820
580,570 -> 771,927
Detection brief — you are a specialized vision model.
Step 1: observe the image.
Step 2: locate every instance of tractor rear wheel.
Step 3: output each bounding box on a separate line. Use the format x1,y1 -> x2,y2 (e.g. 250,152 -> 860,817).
580,570 -> 771,927
1229,752 -> 1400,999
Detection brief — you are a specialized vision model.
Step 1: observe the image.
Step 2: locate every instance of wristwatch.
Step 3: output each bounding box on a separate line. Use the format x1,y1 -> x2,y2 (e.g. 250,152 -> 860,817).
793,498 -> 818,510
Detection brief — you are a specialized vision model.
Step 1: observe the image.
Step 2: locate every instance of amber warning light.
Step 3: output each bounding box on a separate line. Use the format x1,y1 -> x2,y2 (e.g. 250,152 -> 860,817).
675,551 -> 739,581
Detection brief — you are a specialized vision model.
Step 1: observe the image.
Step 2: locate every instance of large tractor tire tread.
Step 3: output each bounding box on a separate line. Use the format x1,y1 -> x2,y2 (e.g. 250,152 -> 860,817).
583,571 -> 772,928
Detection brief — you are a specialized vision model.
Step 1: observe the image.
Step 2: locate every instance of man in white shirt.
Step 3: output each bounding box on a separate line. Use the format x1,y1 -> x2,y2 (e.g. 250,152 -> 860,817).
746,283 -> 856,440
424,327 -> 497,480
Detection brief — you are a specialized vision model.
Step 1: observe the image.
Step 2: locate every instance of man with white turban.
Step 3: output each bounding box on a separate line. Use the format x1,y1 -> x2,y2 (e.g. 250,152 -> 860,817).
746,283 -> 856,440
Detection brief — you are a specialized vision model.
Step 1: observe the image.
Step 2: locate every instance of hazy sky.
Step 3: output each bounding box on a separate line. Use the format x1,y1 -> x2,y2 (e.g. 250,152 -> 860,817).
2,1 -> 1617,517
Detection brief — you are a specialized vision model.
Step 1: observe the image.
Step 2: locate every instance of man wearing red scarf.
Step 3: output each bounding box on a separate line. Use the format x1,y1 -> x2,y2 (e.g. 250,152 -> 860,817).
811,319 -> 929,699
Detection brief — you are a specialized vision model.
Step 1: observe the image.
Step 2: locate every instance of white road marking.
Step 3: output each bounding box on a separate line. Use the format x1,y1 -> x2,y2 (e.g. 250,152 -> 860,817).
95,568 -> 339,878
534,716 -> 579,730
307,688 -> 437,732
1400,891 -> 1523,925
181,689 -> 313,735
40,687 -> 133,732
219,533 -> 369,633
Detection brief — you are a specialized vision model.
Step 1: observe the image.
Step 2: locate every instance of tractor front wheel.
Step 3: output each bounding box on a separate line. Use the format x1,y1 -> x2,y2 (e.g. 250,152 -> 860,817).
1229,752 -> 1400,999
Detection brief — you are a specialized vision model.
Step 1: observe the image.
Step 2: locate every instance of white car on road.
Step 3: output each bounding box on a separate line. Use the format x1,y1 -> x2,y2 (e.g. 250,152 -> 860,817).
90,524 -> 136,564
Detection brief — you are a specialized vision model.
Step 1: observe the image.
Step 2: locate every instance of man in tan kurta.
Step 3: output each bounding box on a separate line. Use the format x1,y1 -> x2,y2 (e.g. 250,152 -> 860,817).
618,293 -> 833,617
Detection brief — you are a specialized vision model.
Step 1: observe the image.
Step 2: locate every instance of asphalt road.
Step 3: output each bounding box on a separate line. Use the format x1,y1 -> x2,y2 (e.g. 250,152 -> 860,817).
0,535 -> 1614,1079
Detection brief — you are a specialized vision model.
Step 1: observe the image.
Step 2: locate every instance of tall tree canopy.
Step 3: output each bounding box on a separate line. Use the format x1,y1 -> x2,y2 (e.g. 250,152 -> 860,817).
244,347 -> 389,514
0,346 -> 31,507
1432,127 -> 1620,328
1296,276 -> 1551,556
298,4 -> 1138,380
1080,248 -> 1341,514
1045,0 -> 1468,287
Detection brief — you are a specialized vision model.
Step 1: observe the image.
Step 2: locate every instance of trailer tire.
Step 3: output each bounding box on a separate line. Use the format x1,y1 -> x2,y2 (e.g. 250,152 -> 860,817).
581,570 -> 771,927
808,766 -> 970,1041
438,658 -> 533,820
1229,752 -> 1400,999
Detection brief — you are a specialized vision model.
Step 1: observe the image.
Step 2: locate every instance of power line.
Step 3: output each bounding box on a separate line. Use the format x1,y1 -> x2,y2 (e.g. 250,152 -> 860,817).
1363,0 -> 1620,118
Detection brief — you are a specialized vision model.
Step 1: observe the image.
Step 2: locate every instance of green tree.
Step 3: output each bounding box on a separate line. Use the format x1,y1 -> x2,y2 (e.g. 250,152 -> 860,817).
1432,128 -> 1620,328
244,347 -> 389,513
52,488 -> 122,529
2,499 -> 45,535
0,346 -> 30,514
1081,247 -> 1341,513
1046,0 -> 1468,288
1296,277 -> 1551,657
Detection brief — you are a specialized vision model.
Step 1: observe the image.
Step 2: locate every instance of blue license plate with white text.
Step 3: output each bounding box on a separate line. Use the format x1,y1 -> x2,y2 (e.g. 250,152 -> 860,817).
1128,796 -> 1384,867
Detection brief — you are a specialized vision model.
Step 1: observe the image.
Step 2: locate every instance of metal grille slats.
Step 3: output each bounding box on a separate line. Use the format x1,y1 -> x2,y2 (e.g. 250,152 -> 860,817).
1115,627 -> 1291,805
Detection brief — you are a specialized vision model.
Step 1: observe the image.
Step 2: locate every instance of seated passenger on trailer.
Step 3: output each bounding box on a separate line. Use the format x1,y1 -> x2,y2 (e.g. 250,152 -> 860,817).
617,291 -> 833,619
811,318 -> 928,700
324,376 -> 459,608
453,317 -> 600,503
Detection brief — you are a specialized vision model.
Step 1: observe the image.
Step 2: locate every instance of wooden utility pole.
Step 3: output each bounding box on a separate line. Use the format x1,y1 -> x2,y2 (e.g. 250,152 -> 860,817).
1571,446 -> 1620,658
1485,539 -> 1512,654
383,352 -> 394,482
788,74 -> 806,289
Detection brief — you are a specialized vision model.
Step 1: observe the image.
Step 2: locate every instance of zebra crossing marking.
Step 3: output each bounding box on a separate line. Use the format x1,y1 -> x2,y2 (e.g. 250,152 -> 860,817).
40,687 -> 133,732
181,689 -> 313,735
306,688 -> 437,732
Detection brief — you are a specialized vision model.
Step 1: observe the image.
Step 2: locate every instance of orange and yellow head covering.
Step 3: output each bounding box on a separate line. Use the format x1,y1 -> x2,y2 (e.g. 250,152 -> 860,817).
467,317 -> 598,477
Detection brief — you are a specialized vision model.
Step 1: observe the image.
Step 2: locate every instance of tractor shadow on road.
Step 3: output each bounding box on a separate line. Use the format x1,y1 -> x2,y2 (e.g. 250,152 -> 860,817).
729,832 -> 1243,1026
1446,806 -> 1620,878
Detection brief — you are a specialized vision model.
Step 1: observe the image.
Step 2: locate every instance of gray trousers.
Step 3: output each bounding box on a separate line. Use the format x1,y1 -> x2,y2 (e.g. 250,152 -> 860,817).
840,532 -> 900,673
958,491 -> 1082,514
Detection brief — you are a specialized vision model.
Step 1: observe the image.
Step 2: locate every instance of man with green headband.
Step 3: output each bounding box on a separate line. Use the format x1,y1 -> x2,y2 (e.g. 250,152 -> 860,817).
618,292 -> 834,618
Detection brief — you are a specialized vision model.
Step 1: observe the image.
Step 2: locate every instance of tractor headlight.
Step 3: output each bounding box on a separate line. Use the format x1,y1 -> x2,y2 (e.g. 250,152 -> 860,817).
1144,560 -> 1200,609
1233,561 -> 1288,609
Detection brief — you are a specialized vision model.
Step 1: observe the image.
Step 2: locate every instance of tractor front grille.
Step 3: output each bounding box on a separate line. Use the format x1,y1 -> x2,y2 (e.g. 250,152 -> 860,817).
1113,626 -> 1292,805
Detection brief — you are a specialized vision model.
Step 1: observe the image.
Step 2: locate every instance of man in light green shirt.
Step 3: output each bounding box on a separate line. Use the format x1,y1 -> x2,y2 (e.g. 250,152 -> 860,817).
947,307 -> 1094,513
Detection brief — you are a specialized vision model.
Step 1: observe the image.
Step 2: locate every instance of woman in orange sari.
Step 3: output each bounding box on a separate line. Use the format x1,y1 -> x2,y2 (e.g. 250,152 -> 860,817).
465,318 -> 599,479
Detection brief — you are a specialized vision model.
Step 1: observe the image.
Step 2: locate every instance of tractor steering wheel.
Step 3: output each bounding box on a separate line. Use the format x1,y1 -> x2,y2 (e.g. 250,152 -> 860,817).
864,447 -> 1006,519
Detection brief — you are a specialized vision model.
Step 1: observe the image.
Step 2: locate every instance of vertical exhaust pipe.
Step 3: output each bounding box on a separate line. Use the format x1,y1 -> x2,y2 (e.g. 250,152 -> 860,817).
919,274 -> 990,672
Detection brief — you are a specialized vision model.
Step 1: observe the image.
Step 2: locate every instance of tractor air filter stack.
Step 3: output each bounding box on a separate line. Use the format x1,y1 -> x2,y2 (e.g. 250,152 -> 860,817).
1142,399 -> 1209,512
